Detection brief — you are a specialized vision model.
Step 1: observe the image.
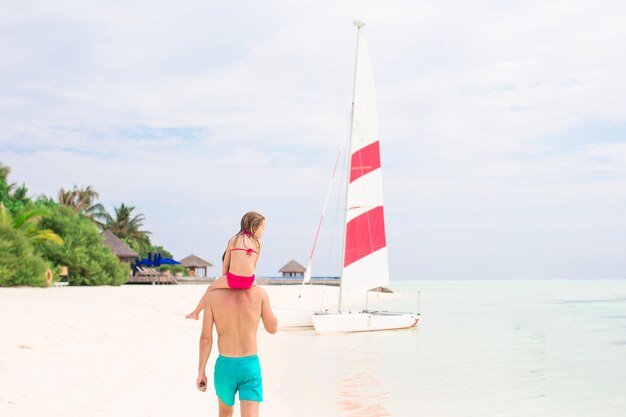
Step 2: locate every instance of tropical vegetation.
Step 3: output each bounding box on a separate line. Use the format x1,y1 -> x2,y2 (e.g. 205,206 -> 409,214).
0,223 -> 50,287
37,206 -> 129,286
0,163 -> 30,214
0,162 -> 176,287
58,185 -> 108,227
104,203 -> 151,254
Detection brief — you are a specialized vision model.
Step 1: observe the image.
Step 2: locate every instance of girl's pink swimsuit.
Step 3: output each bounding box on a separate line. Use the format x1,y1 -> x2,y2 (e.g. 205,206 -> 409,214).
226,244 -> 258,289
226,271 -> 255,289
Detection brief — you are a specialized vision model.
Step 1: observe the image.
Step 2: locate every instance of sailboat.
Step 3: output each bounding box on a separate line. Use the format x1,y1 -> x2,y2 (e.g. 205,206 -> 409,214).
310,21 -> 421,334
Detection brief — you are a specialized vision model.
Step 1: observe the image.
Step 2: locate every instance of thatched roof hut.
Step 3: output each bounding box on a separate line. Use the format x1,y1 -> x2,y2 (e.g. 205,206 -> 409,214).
279,259 -> 306,277
180,254 -> 213,278
101,230 -> 138,262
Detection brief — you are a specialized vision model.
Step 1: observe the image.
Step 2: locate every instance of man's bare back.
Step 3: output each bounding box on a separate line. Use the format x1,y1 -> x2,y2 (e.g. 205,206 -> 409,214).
207,287 -> 276,356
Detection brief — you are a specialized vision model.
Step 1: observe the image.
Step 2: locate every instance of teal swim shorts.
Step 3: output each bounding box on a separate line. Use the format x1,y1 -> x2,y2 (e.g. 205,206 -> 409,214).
214,354 -> 263,406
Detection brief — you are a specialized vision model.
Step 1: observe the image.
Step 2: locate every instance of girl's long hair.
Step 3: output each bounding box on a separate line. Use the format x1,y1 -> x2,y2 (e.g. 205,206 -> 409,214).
233,211 -> 265,249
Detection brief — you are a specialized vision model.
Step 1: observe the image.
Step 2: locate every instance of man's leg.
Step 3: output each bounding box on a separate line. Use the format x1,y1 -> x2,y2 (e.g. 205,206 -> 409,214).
218,397 -> 234,417
240,400 -> 259,417
238,355 -> 262,417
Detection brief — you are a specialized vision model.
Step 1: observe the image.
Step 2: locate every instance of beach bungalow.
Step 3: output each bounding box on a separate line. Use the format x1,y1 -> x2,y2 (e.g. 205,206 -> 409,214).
180,254 -> 213,278
279,259 -> 306,277
101,230 -> 138,264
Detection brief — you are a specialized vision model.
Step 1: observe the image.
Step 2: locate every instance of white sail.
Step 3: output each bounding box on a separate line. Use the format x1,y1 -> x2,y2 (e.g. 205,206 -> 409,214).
290,21 -> 420,333
339,29 -> 390,311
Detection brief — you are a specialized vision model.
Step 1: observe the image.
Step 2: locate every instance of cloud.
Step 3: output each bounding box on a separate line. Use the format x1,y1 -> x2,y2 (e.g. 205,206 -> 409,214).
1,0 -> 626,278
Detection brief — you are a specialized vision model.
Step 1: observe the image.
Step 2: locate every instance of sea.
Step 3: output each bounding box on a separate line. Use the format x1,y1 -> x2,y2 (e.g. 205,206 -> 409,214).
266,279 -> 626,417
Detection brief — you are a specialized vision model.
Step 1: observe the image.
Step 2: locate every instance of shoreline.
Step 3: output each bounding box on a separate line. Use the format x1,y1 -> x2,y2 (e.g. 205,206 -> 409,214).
172,276 -> 340,286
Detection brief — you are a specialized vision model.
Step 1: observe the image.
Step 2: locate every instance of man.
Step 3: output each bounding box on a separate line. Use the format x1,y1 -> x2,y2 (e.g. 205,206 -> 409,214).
196,285 -> 278,417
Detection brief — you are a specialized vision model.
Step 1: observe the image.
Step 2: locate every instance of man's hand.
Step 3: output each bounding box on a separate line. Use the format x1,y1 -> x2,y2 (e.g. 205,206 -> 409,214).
196,372 -> 208,392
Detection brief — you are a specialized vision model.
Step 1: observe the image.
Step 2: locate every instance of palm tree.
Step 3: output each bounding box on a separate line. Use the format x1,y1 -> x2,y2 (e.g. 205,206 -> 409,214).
105,203 -> 151,252
0,202 -> 64,246
0,162 -> 10,182
0,163 -> 14,203
57,188 -> 75,206
1,163 -> 30,214
57,185 -> 108,227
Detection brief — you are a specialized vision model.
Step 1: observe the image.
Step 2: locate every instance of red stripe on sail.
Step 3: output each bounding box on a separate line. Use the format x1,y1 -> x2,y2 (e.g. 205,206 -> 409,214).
344,206 -> 387,267
350,141 -> 381,183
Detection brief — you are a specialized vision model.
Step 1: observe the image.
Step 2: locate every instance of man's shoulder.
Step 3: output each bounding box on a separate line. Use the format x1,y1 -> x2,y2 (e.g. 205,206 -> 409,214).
206,287 -> 265,301
205,288 -> 228,304
250,285 -> 266,294
248,286 -> 267,300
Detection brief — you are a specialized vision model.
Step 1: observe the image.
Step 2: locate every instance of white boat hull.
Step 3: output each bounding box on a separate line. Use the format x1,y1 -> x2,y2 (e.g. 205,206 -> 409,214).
274,308 -> 315,329
312,311 -> 420,334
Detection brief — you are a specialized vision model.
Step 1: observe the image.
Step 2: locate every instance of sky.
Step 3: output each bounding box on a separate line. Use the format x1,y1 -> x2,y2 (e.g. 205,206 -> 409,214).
1,0 -> 625,279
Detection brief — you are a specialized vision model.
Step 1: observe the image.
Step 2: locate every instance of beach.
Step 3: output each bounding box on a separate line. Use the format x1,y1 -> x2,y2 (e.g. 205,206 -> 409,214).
0,284 -> 341,417
1,281 -> 625,417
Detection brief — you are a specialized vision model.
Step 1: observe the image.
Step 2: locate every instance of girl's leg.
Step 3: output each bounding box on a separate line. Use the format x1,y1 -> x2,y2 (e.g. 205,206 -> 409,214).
209,275 -> 231,290
185,276 -> 230,319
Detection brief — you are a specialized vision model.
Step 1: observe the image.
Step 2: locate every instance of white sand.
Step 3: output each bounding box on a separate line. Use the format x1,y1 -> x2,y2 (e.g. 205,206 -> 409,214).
0,284 -> 337,417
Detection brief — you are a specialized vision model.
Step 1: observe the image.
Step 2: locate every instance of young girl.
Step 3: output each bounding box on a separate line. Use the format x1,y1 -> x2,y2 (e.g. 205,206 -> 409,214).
185,211 -> 265,320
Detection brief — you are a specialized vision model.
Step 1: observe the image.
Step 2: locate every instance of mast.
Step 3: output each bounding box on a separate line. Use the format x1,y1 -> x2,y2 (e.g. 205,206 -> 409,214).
338,20 -> 365,313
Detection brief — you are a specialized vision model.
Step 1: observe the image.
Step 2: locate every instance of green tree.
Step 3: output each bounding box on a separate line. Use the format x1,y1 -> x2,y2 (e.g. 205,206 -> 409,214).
124,236 -> 175,262
0,202 -> 64,246
151,245 -> 173,259
0,224 -> 49,287
57,185 -> 108,227
37,205 -> 129,286
123,237 -> 142,254
158,264 -> 187,275
0,164 -> 58,287
138,243 -> 174,260
105,203 -> 151,253
34,195 -> 59,209
0,163 -> 9,181
0,162 -> 30,215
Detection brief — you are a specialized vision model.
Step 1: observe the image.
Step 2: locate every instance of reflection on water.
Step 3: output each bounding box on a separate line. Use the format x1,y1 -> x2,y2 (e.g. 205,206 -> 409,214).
336,346 -> 390,417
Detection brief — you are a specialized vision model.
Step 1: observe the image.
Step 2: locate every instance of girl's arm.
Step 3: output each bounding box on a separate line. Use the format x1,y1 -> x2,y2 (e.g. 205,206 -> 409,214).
221,238 -> 233,276
253,240 -> 262,269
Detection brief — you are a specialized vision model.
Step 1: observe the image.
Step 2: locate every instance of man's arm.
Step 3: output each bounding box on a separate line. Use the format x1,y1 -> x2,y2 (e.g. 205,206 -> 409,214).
260,288 -> 278,334
197,298 -> 214,391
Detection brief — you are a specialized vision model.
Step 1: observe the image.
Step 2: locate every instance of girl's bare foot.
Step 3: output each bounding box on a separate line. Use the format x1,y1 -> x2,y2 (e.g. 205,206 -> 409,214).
185,311 -> 199,320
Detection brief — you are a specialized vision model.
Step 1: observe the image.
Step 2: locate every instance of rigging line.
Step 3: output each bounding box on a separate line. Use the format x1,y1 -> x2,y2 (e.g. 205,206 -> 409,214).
335,110 -> 352,270
298,111 -> 353,300
298,148 -> 342,299
308,150 -> 342,262
333,130 -> 349,271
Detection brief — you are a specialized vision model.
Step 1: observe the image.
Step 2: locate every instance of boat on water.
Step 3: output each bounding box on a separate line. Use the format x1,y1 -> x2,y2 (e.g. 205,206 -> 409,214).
311,21 -> 420,333
276,21 -> 421,333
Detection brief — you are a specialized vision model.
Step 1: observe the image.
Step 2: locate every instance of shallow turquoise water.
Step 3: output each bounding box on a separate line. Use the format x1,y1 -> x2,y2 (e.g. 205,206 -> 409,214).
268,279 -> 626,417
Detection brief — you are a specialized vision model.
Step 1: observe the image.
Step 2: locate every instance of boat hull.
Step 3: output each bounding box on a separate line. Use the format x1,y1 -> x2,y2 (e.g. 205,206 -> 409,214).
312,311 -> 420,334
274,308 -> 315,329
